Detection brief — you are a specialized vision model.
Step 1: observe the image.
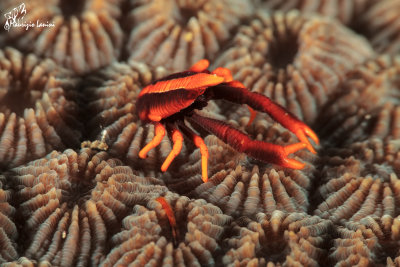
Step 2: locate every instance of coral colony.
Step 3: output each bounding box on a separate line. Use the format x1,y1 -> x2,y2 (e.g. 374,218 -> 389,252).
1,0 -> 400,266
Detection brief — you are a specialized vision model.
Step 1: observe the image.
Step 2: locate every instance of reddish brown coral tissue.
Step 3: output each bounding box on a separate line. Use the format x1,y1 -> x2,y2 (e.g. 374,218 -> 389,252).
0,47 -> 82,169
165,122 -> 316,217
126,0 -> 253,71
330,216 -> 400,265
0,175 -> 17,263
358,0 -> 400,54
316,133 -> 400,222
214,11 -> 374,124
9,148 -> 167,266
223,211 -> 333,266
315,149 -> 400,222
0,0 -> 123,74
101,193 -> 232,266
314,55 -> 400,223
258,0 -> 371,25
1,0 -> 400,266
316,55 -> 400,146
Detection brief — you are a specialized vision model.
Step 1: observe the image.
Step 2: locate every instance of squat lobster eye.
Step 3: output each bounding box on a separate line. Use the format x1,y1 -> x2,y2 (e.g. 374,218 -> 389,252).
137,59 -> 319,182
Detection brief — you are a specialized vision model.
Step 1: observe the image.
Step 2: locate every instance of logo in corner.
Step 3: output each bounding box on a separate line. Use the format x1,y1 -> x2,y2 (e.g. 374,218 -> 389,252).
4,3 -> 26,31
3,3 -> 54,32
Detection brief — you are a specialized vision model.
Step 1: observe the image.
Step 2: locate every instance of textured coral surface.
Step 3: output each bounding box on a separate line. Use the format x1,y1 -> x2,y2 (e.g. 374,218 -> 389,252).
1,0 -> 400,266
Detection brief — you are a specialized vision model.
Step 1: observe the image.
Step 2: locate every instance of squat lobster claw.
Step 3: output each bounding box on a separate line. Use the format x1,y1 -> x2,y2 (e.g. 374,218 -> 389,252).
137,59 -> 319,182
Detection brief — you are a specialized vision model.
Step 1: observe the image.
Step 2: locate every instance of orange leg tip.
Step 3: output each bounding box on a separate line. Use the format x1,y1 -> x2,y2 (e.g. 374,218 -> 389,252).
301,138 -> 317,154
160,146 -> 181,172
138,149 -> 148,159
246,106 -> 257,127
155,196 -> 179,245
211,67 -> 233,82
283,158 -> 306,169
201,155 -> 208,183
305,127 -> 320,145
281,143 -> 307,169
284,142 -> 307,155
227,80 -> 246,88
139,123 -> 166,159
161,130 -> 183,172
307,144 -> 317,154
295,129 -> 318,154
189,59 -> 209,72
148,114 -> 162,122
160,163 -> 169,172
192,135 -> 209,183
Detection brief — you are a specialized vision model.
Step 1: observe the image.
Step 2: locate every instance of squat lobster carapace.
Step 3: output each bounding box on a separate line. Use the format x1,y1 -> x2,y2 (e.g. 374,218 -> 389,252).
137,59 -> 319,183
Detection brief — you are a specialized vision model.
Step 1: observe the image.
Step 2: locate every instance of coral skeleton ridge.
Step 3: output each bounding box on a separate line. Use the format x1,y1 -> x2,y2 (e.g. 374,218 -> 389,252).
0,0 -> 400,266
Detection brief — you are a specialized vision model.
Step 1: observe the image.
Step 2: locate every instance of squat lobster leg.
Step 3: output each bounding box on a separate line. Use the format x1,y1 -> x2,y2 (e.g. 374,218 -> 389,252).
178,121 -> 209,183
189,113 -> 307,169
208,81 -> 319,154
139,122 -> 166,159
136,59 -> 319,182
161,124 -> 184,172
156,196 -> 179,246
189,59 -> 209,72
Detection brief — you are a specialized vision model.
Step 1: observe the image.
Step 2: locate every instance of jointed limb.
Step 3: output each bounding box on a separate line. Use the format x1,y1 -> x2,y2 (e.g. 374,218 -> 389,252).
156,196 -> 179,245
178,121 -> 209,183
161,124 -> 183,172
139,122 -> 166,158
190,112 -> 307,169
208,83 -> 319,153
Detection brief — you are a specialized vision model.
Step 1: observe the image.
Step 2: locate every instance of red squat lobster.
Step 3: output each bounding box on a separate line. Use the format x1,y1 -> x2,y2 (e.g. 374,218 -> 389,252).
136,59 -> 319,183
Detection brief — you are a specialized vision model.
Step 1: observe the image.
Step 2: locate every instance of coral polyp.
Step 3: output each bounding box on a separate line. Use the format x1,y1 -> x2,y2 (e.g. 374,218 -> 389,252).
101,193 -> 231,266
0,0 -> 399,265
125,0 -> 253,71
0,0 -> 123,74
0,47 -> 82,169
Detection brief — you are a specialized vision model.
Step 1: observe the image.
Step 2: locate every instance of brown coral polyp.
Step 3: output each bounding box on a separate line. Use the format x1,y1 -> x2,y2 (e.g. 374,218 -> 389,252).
126,0 -> 253,71
165,122 -> 316,217
315,55 -> 400,146
358,0 -> 400,54
223,211 -> 333,266
83,60 -> 201,177
330,215 -> 400,265
59,0 -> 85,18
101,193 -> 232,266
0,176 -> 18,263
2,1 -> 400,265
0,47 -> 82,169
258,0 -> 372,25
314,140 -> 400,222
214,11 -> 374,124
9,148 -> 168,266
0,0 -> 123,74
